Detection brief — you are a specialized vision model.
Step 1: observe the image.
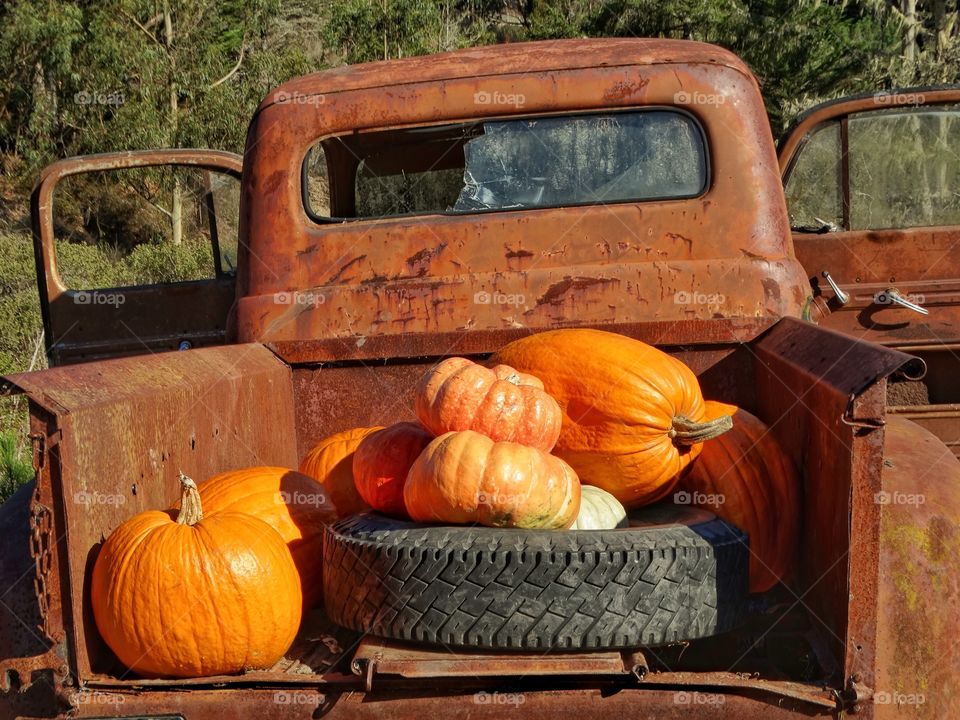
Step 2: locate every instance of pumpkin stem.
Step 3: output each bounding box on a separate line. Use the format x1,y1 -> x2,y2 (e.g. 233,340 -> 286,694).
670,414 -> 733,446
176,472 -> 204,526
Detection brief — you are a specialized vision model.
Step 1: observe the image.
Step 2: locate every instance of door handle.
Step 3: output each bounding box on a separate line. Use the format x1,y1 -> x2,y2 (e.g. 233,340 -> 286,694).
821,271 -> 850,305
875,288 -> 929,316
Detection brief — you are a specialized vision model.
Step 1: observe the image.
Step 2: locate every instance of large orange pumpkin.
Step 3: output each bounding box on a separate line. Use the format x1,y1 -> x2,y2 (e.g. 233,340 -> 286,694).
491,328 -> 731,508
191,466 -> 337,608
353,422 -> 434,517
91,474 -> 302,678
414,357 -> 562,451
299,426 -> 384,516
404,430 -> 580,529
678,401 -> 801,593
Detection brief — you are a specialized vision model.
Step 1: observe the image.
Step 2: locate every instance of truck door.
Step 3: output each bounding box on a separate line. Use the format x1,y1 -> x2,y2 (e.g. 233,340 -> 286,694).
779,88 -> 960,453
31,149 -> 243,366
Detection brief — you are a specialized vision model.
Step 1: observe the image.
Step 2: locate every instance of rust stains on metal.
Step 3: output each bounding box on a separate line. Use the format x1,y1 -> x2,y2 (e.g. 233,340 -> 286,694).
406,244 -> 447,268
505,246 -> 535,260
873,416 -> 960,719
235,39 -> 807,360
602,77 -> 651,102
328,254 -> 368,284
536,276 -> 618,306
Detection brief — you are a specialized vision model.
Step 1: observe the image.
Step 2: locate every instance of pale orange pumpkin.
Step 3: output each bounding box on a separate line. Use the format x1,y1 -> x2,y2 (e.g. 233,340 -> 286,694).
191,466 -> 336,608
299,426 -> 384,516
678,401 -> 801,592
352,422 -> 434,517
404,430 -> 580,529
491,329 -> 731,508
414,356 -> 562,451
91,474 -> 302,678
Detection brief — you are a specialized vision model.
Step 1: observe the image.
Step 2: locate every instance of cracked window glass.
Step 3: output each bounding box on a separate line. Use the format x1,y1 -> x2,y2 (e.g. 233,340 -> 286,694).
304,110 -> 707,220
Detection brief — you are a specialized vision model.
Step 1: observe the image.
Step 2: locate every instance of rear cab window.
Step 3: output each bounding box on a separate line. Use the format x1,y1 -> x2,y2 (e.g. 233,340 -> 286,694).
303,110 -> 709,221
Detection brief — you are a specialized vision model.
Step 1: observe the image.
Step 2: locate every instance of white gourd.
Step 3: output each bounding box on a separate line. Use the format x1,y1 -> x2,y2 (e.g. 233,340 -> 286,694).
569,485 -> 628,530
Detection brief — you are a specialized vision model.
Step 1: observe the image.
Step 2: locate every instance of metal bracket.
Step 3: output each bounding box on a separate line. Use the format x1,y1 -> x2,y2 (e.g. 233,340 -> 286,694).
837,674 -> 873,713
841,394 -> 886,429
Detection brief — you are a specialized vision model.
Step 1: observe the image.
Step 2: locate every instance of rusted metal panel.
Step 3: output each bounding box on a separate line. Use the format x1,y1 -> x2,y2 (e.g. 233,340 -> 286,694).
751,318 -> 924,720
236,39 -> 808,362
873,416 -> 960,719
31,149 -> 243,367
2,344 -> 298,687
63,685 -> 836,719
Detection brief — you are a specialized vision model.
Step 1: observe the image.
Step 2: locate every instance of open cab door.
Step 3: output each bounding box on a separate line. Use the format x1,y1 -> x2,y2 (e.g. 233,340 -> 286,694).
779,87 -> 960,454
31,149 -> 243,366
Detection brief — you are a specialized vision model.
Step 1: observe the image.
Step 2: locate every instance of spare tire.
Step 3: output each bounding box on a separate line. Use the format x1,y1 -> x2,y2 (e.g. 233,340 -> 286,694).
322,505 -> 749,650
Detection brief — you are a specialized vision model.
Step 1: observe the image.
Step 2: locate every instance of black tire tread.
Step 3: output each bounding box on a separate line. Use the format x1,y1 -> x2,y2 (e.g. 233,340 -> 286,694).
322,512 -> 748,650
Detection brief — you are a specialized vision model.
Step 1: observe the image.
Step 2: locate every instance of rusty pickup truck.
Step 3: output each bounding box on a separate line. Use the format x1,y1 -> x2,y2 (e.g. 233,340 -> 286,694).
2,38 -> 959,720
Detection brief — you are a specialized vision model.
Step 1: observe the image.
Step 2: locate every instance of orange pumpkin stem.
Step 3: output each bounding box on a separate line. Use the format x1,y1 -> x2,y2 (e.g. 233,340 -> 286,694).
670,414 -> 733,446
176,472 -> 204,526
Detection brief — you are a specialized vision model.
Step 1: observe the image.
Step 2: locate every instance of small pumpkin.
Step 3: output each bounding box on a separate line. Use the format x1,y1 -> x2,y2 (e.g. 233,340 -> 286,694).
404,430 -> 580,529
569,485 -> 628,530
678,401 -> 801,592
491,329 -> 732,508
414,357 -> 562,451
91,474 -> 302,678
352,422 -> 434,517
299,426 -> 384,516
190,466 -> 336,608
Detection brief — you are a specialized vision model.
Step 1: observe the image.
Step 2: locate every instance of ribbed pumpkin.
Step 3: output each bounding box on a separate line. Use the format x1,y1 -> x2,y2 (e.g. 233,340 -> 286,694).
353,422 -> 434,517
569,485 -> 628,530
299,426 -> 383,516
678,401 -> 801,592
491,329 -> 732,508
414,357 -> 562,451
404,430 -> 580,529
91,474 -> 302,678
190,466 -> 336,608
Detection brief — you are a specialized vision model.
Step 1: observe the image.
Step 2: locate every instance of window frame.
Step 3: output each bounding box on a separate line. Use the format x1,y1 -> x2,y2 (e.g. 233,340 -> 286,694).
300,106 -> 712,225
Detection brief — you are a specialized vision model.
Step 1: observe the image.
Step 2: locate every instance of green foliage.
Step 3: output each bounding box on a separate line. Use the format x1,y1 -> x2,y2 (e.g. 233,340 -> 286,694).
0,431 -> 33,504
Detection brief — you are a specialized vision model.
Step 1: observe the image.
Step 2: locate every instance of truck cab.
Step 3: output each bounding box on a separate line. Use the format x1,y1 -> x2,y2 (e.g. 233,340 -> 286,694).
2,38 -> 958,719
